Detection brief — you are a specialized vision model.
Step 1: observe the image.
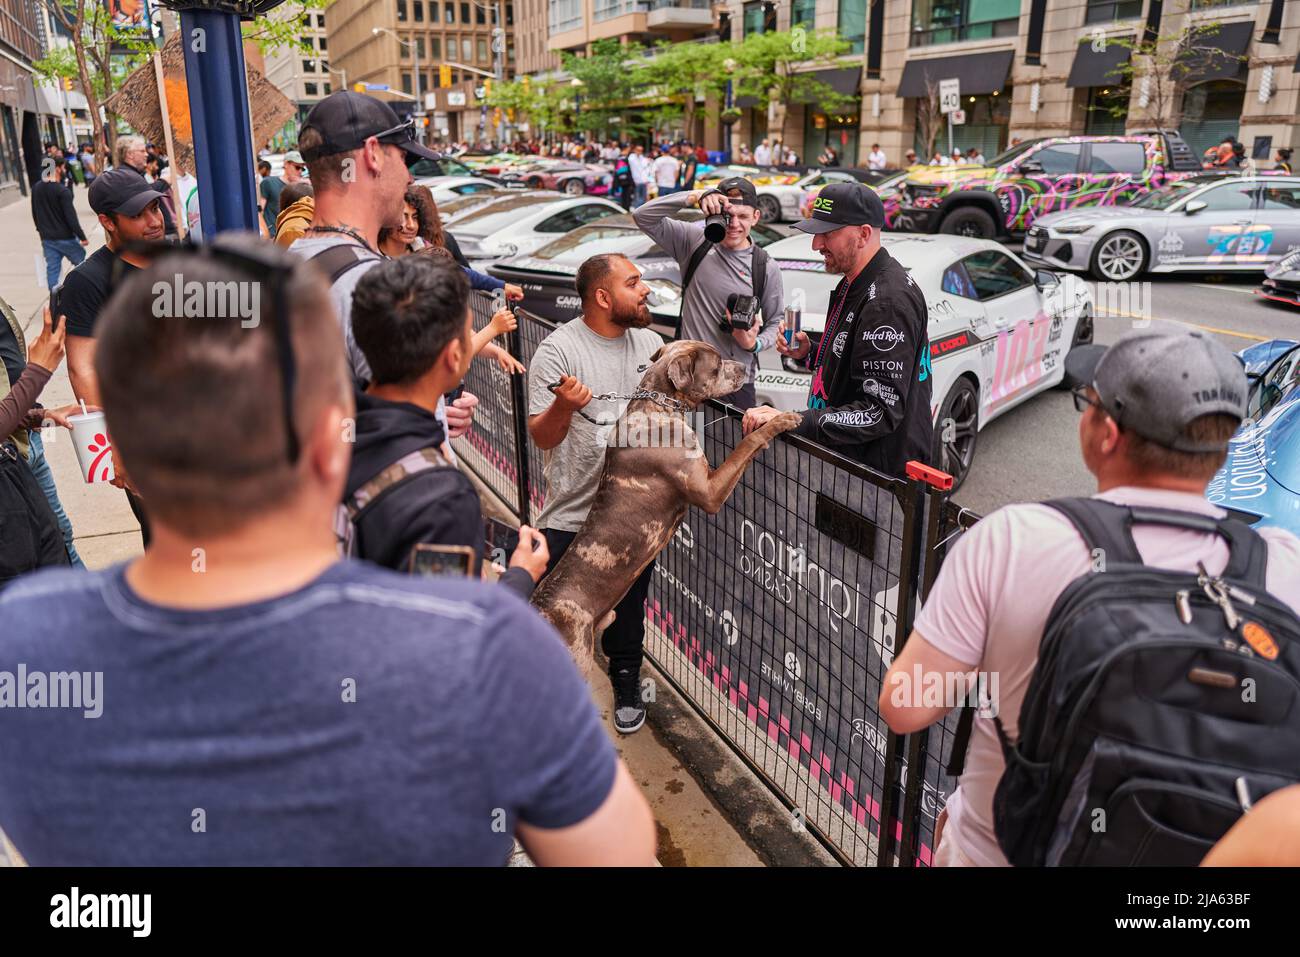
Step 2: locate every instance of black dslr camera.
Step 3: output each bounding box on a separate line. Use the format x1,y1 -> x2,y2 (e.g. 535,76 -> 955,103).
721,292 -> 758,332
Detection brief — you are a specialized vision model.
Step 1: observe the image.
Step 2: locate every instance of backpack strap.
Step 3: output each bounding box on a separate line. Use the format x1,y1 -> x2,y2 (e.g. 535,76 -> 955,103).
309,243 -> 379,284
679,237 -> 712,298
1045,498 -> 1269,587
751,243 -> 769,313
346,446 -> 452,522
1043,497 -> 1143,565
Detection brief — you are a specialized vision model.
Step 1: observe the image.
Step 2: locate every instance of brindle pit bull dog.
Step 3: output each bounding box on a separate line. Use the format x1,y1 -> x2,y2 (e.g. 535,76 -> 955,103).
532,339 -> 801,676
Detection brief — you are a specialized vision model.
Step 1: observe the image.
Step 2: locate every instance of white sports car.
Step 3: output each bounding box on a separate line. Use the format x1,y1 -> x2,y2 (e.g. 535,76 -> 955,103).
448,193 -> 626,261
754,233 -> 1095,488
412,175 -> 509,205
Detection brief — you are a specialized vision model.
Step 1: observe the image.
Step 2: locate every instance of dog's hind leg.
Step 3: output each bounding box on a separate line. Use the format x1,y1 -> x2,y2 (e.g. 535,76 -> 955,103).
541,600 -> 599,680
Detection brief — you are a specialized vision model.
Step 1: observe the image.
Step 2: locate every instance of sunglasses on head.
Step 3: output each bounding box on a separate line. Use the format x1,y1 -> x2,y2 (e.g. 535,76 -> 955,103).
118,238 -> 301,465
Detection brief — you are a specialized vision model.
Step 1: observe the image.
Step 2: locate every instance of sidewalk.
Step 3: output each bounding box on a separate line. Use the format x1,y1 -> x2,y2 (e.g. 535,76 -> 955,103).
4,187 -> 144,568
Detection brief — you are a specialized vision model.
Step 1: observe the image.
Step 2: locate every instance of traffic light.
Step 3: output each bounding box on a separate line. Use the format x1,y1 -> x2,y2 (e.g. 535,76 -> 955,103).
62,77 -> 72,91
484,78 -> 492,97
493,108 -> 501,125
521,76 -> 530,93
439,65 -> 451,88
353,82 -> 365,92
422,117 -> 430,127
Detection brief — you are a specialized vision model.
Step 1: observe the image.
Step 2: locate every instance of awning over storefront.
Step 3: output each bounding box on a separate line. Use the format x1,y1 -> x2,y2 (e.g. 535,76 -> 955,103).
1182,20 -> 1253,84
1066,37 -> 1133,88
896,49 -> 1014,98
809,67 -> 861,98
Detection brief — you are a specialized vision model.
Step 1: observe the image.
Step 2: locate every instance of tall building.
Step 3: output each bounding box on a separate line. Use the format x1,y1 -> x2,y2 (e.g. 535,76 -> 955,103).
508,0 -> 1298,167
723,0 -> 1299,169
264,6 -> 335,149
328,0 -> 518,142
0,0 -> 67,204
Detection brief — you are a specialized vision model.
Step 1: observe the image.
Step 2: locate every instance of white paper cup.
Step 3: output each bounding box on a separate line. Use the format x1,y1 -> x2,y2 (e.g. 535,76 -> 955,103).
67,411 -> 115,484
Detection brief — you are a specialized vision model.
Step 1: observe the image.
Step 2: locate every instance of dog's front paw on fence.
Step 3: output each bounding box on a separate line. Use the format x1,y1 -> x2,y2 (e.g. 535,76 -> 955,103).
772,411 -> 803,433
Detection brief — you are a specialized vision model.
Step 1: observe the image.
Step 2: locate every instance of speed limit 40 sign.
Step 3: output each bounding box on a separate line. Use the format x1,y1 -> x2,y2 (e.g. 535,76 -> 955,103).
939,78 -> 960,114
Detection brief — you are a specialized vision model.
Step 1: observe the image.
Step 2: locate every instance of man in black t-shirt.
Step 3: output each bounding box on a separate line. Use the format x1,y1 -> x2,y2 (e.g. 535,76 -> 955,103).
61,168 -> 164,545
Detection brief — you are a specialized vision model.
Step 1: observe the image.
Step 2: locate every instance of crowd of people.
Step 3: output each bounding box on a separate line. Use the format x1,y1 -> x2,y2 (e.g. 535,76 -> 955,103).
3,88 -> 1299,867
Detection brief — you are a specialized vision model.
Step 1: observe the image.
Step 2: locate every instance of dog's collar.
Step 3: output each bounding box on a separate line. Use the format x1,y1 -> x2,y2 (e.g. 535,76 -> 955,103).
623,388 -> 689,413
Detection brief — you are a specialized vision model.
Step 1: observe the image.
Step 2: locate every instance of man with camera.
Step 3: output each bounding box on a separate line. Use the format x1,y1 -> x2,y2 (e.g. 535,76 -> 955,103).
632,176 -> 783,409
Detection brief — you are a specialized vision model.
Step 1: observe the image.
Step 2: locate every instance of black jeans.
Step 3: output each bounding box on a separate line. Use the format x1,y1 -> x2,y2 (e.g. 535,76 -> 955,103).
543,528 -> 653,678
718,380 -> 757,411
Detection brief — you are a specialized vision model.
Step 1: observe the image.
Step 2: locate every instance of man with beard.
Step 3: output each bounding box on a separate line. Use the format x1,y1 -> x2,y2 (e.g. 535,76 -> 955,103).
742,182 -> 932,478
61,167 -> 167,546
527,253 -> 661,733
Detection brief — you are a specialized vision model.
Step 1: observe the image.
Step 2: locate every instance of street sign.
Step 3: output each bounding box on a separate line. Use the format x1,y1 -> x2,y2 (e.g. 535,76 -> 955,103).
475,85 -> 486,101
447,91 -> 467,106
425,92 -> 437,110
365,83 -> 390,92
939,78 -> 960,115
951,109 -> 966,125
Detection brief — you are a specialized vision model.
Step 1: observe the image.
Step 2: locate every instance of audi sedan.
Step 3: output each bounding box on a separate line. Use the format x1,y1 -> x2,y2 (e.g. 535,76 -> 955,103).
754,232 -> 1094,489
1025,175 -> 1300,281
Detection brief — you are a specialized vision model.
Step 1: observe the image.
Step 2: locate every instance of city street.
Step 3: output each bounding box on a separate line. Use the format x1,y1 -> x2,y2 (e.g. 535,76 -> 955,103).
960,269 -> 1295,516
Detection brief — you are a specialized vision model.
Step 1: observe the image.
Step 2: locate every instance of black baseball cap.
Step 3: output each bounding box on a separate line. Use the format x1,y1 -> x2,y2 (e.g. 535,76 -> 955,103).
712,176 -> 759,208
299,91 -> 440,164
793,182 -> 885,234
1064,330 -> 1247,452
88,167 -> 161,217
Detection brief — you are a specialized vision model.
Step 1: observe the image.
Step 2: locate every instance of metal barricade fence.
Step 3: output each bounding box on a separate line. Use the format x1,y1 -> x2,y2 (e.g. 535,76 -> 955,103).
453,302 -> 982,867
453,292 -> 531,521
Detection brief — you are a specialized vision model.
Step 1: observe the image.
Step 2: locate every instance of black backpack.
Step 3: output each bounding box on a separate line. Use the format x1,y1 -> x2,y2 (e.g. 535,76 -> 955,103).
990,497 -> 1300,866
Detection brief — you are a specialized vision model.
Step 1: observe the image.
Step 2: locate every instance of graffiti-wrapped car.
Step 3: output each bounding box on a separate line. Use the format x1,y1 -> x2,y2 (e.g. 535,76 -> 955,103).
893,132 -> 1205,240
1259,248 -> 1300,308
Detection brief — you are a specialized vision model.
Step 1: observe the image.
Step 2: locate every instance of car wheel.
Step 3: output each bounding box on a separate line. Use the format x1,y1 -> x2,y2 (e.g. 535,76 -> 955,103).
1091,231 -> 1148,282
562,179 -> 585,196
526,176 -> 543,189
932,376 -> 980,491
1054,306 -> 1093,389
758,195 -> 782,223
939,206 -> 997,240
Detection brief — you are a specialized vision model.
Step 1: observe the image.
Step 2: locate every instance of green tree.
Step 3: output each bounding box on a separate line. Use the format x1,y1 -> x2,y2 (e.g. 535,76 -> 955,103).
633,39 -> 734,143
731,27 -> 855,144
1103,17 -> 1243,135
34,0 -> 329,169
561,38 -> 643,139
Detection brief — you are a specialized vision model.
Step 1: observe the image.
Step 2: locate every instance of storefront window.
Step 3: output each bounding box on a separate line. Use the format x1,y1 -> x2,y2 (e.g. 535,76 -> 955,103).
805,108 -> 860,165
1084,85 -> 1128,134
792,0 -> 816,28
910,0 -> 1020,47
913,90 -> 1010,158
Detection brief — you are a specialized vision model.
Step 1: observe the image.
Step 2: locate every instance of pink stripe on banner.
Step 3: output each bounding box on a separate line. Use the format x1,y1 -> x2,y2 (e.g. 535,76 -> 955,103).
918,844 -> 932,867
767,721 -> 778,741
800,732 -> 812,752
852,803 -> 866,825
746,704 -> 758,722
729,688 -> 738,706
779,715 -> 790,733
788,737 -> 801,759
738,680 -> 748,698
758,696 -> 769,716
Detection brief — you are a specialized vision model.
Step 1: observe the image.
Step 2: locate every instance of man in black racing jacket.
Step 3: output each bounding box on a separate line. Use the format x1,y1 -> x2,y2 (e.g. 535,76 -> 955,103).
742,182 -> 933,478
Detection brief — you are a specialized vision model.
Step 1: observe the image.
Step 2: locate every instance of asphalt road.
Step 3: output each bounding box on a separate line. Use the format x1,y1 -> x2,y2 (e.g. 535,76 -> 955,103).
956,269 -> 1297,517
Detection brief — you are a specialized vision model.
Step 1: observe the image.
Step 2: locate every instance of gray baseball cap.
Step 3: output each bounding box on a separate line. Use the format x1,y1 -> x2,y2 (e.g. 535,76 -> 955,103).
1064,330 -> 1247,452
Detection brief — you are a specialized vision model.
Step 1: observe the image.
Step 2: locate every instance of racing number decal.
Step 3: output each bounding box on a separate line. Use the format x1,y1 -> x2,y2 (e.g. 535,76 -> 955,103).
1206,225 -> 1275,265
989,316 -> 1051,403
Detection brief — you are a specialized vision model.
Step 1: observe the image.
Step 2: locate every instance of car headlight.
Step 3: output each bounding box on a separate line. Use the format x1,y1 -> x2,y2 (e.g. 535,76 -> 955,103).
1050,220 -> 1097,235
644,279 -> 681,306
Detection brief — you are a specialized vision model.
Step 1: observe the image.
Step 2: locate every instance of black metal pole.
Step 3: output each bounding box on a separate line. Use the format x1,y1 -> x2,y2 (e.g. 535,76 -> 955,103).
508,325 -> 531,526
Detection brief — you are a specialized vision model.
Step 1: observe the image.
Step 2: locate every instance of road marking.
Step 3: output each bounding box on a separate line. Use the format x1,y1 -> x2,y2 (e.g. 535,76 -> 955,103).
1100,310 -> 1269,342
1191,283 -> 1256,296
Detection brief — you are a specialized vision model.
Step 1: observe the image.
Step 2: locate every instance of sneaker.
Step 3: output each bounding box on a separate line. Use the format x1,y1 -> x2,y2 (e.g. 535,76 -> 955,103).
611,668 -> 646,735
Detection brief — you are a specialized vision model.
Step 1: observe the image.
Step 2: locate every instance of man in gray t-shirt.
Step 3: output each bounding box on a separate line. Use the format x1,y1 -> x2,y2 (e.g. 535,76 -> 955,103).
632,175 -> 783,409
527,253 -> 663,735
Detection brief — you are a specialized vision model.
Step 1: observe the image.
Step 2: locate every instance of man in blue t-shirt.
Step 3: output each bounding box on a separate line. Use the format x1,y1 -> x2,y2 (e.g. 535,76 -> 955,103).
0,234 -> 656,866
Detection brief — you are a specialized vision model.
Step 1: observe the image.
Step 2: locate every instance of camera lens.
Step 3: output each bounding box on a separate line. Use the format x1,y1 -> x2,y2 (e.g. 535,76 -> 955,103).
703,213 -> 728,243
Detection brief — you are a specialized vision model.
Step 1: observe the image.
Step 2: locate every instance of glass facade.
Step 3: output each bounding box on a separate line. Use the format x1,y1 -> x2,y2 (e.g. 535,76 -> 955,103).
549,0 -> 583,32
1084,0 -> 1142,22
792,0 -> 816,27
839,0 -> 867,54
910,0 -> 1020,47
